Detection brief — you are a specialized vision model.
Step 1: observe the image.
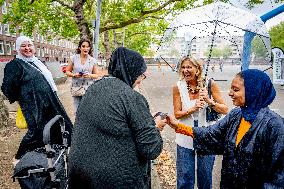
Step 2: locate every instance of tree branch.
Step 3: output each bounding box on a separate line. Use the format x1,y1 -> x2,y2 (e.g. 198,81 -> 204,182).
101,17 -> 144,33
100,0 -> 182,33
146,16 -> 164,20
128,32 -> 152,38
142,0 -> 181,14
53,0 -> 74,10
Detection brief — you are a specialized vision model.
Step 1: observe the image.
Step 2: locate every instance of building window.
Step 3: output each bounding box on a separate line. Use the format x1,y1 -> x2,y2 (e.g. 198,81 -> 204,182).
31,34 -> 35,42
0,23 -> 2,34
3,24 -> 10,35
12,42 -> 15,51
41,48 -> 45,57
37,47 -> 40,57
2,2 -> 7,14
5,42 -> 11,55
0,41 -> 4,55
11,30 -> 16,37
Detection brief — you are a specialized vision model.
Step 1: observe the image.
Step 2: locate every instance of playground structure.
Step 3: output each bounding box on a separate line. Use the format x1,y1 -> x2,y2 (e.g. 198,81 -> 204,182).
242,3 -> 284,70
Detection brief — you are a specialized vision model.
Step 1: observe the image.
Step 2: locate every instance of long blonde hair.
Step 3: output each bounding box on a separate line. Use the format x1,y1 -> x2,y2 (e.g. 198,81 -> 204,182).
178,56 -> 205,88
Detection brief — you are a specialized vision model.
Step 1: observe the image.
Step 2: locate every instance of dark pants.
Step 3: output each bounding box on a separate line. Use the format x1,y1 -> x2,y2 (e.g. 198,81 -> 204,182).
176,145 -> 215,189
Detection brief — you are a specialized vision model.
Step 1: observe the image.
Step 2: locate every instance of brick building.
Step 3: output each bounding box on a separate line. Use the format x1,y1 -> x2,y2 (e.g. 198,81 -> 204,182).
0,1 -> 76,63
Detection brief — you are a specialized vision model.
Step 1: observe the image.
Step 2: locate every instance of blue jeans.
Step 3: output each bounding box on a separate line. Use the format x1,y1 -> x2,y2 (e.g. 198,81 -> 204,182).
176,145 -> 215,189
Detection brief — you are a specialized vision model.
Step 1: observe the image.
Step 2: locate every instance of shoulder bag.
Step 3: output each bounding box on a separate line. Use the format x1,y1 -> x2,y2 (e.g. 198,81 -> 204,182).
206,78 -> 221,122
70,82 -> 87,97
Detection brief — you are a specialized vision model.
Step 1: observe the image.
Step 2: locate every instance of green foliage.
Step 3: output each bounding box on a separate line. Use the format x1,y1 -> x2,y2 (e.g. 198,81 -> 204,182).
1,0 -> 78,39
205,45 -> 232,59
0,0 -> 272,55
269,21 -> 284,50
205,47 -> 222,58
251,36 -> 268,58
222,45 -> 233,59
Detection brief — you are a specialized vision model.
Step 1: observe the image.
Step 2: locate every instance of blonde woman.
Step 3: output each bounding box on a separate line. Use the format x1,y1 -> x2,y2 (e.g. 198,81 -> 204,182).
173,57 -> 228,189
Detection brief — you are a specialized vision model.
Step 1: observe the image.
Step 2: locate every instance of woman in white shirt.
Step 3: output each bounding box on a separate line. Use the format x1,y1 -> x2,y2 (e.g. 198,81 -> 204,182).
172,56 -> 228,189
65,39 -> 99,114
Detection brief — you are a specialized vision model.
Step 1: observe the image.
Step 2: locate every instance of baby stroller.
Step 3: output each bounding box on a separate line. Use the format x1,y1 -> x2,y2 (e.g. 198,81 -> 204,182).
13,115 -> 70,189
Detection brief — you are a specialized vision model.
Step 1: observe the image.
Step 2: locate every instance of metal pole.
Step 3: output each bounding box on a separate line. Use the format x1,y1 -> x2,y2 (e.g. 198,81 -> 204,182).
93,0 -> 102,64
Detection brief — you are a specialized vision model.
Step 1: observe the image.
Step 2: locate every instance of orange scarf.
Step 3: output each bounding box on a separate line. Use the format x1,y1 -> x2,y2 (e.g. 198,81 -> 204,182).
236,117 -> 251,146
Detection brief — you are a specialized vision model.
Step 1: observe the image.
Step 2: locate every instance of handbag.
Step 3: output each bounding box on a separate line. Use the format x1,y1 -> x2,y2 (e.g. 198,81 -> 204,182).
206,78 -> 221,122
16,107 -> 28,129
70,85 -> 86,97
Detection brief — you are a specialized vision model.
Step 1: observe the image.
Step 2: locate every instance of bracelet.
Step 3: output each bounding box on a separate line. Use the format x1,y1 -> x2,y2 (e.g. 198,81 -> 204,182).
185,110 -> 190,115
211,101 -> 216,107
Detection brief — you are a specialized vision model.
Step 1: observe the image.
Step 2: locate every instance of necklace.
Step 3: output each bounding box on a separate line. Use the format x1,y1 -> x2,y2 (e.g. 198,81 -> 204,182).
187,82 -> 199,94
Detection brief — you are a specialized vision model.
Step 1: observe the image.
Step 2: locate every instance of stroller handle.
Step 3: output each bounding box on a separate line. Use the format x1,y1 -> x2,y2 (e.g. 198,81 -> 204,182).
43,115 -> 65,145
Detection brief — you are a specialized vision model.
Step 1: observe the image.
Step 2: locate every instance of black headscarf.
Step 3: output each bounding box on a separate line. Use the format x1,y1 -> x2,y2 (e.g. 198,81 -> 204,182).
108,47 -> 147,87
240,69 -> 276,123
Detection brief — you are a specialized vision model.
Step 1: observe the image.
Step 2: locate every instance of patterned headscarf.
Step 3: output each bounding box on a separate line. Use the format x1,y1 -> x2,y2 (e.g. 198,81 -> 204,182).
240,69 -> 276,123
108,47 -> 146,87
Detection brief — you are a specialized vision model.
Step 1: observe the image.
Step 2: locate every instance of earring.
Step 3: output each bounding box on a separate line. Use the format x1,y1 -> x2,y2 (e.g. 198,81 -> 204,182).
195,72 -> 199,77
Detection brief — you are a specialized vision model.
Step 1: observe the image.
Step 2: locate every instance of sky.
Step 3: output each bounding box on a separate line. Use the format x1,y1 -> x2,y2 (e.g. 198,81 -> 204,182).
229,0 -> 284,29
192,0 -> 284,29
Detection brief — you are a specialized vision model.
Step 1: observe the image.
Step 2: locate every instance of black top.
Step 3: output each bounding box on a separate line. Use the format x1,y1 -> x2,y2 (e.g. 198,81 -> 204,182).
1,58 -> 73,159
68,77 -> 163,189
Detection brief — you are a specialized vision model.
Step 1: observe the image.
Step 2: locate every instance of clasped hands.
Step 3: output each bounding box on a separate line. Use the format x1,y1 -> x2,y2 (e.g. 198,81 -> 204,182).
73,72 -> 97,79
155,114 -> 193,137
153,112 -> 182,131
154,87 -> 213,132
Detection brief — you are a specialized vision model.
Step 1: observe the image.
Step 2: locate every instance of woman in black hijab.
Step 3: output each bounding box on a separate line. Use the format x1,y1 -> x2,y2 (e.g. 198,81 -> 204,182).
68,47 -> 166,189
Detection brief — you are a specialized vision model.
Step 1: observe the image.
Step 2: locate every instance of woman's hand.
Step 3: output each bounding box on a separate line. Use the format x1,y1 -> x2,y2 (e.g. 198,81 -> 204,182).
73,73 -> 82,78
165,115 -> 179,130
82,73 -> 91,78
199,87 -> 210,103
154,116 -> 167,131
199,87 -> 216,106
195,98 -> 206,109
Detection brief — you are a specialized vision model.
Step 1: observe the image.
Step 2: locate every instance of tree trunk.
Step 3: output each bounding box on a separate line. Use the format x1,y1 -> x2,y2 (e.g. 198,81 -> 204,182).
73,0 -> 93,41
102,30 -> 111,68
113,30 -> 118,49
0,93 -> 9,129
